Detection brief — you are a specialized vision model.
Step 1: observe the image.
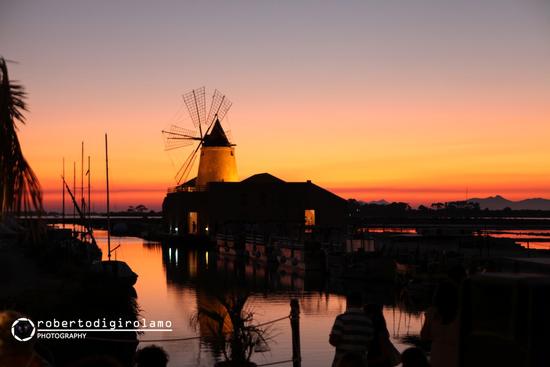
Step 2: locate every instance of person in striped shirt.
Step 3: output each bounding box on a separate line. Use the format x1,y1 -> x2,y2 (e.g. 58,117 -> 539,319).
329,292 -> 374,367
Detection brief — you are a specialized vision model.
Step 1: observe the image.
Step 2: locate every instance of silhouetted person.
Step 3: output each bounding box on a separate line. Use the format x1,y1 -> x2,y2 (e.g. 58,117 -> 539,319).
401,347 -> 430,367
329,293 -> 373,367
421,281 -> 459,367
364,304 -> 399,367
134,345 -> 169,367
337,352 -> 365,367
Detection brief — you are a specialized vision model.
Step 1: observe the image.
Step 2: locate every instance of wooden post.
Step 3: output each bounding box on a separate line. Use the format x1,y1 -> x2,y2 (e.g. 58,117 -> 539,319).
62,158 -> 65,229
290,298 -> 301,367
105,134 -> 111,261
87,155 -> 91,219
73,161 -> 76,234
80,141 -> 84,240
81,141 -> 84,217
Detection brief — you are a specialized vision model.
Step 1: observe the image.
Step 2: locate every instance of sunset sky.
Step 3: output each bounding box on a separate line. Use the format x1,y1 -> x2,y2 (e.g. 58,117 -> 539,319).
2,0 -> 550,211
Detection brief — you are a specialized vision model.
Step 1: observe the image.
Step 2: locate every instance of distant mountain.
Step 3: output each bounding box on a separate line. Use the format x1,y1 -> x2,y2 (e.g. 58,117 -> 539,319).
468,195 -> 550,210
367,199 -> 390,206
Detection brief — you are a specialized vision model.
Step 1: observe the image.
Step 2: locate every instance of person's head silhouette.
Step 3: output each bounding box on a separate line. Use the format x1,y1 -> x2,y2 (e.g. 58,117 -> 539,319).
134,345 -> 169,367
346,292 -> 362,308
401,347 -> 429,367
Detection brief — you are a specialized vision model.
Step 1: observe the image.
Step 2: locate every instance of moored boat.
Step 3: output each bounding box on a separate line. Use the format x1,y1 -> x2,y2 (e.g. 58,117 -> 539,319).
90,260 -> 138,286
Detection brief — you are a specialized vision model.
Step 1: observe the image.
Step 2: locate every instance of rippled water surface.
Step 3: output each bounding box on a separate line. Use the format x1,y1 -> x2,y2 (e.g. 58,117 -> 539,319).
95,232 -> 423,367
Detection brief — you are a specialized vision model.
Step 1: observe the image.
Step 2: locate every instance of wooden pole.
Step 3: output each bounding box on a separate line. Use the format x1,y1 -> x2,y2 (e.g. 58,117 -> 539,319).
62,158 -> 65,229
81,141 -> 84,213
62,178 -> 98,248
105,134 -> 111,261
73,161 -> 76,234
81,141 -> 84,238
290,298 -> 301,367
87,155 -> 91,219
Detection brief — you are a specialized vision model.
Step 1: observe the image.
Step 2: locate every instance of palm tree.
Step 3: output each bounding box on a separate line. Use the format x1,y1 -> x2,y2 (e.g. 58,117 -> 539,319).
0,57 -> 43,220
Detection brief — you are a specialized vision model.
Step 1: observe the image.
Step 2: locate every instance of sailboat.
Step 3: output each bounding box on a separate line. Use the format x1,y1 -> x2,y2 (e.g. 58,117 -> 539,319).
89,134 -> 138,287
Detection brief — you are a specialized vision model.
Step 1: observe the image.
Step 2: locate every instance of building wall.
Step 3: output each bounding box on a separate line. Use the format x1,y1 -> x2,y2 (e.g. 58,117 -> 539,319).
162,191 -> 208,235
162,179 -> 347,239
196,146 -> 238,186
206,182 -> 346,232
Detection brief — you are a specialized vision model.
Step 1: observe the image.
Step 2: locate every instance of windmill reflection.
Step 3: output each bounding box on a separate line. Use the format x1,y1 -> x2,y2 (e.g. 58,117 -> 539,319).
151,241 -> 427,354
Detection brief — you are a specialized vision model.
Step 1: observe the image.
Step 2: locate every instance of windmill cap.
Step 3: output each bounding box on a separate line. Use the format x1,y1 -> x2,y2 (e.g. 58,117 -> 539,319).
203,119 -> 231,147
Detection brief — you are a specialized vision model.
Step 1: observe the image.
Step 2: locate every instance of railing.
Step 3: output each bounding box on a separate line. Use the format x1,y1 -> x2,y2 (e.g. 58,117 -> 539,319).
270,236 -> 305,250
59,299 -> 303,367
216,233 -> 235,242
246,233 -> 266,245
166,185 -> 208,193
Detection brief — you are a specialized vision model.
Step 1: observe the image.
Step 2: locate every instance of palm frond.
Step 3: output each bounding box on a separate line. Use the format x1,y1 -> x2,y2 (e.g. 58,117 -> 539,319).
0,56 -> 43,221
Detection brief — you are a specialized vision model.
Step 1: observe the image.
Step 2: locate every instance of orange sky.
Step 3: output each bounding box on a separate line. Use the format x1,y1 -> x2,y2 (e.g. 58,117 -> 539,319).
3,0 -> 550,210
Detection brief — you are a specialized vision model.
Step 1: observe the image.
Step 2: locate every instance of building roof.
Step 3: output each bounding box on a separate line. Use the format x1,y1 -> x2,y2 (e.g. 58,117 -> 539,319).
241,173 -> 286,184
166,172 -> 346,207
181,177 -> 197,187
203,119 -> 231,147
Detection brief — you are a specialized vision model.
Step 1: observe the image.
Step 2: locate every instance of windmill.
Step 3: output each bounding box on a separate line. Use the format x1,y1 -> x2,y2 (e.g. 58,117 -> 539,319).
162,87 -> 237,187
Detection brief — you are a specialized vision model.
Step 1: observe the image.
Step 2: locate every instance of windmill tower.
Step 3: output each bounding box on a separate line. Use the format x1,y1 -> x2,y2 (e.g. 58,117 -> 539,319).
162,87 -> 238,188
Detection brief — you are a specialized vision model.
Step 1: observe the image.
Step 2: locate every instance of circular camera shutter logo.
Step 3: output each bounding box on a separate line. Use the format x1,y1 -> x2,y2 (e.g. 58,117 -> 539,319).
11,318 -> 36,342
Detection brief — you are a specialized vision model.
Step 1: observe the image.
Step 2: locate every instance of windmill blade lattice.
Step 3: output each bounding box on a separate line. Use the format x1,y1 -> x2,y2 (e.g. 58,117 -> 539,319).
183,87 -> 206,128
175,144 -> 200,184
163,125 -> 199,151
163,87 -> 233,185
207,89 -> 232,128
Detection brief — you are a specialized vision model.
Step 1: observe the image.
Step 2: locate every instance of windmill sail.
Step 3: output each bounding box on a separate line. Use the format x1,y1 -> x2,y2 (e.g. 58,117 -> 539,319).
163,125 -> 199,151
206,89 -> 232,128
175,144 -> 200,184
163,88 -> 234,185
183,87 -> 206,129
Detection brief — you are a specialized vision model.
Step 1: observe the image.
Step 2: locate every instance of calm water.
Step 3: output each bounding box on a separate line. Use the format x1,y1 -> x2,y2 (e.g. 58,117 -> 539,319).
93,231 -> 423,367
362,227 -> 550,250
482,229 -> 550,250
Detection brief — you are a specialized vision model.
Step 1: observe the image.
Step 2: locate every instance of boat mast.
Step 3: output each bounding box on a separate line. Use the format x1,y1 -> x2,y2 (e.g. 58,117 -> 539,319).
88,155 -> 91,219
62,157 -> 65,229
81,141 -> 84,238
62,177 -> 97,247
105,133 -> 111,261
81,142 -> 84,215
73,161 -> 76,236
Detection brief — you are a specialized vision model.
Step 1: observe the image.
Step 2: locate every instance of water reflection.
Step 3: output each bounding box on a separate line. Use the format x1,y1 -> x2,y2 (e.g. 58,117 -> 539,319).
96,233 -> 424,367
482,229 -> 550,249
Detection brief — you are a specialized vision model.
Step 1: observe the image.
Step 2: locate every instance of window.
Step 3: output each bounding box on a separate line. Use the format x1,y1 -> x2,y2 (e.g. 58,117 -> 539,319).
188,212 -> 198,235
304,209 -> 315,232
